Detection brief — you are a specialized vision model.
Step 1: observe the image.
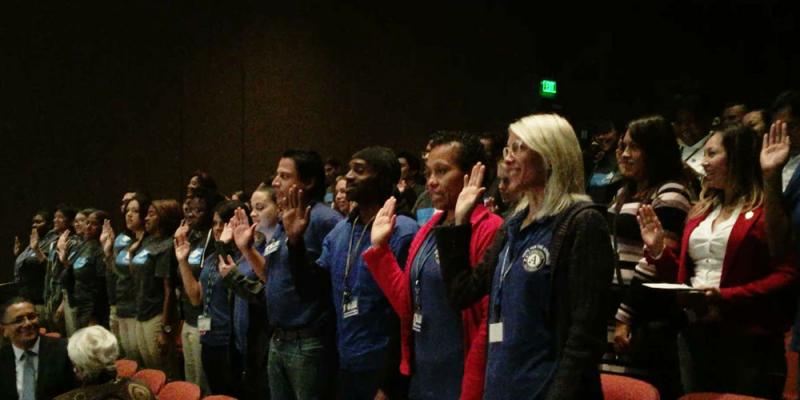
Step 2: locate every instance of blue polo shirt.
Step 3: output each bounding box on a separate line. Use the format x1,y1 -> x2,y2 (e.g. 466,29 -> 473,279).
200,249 -> 234,347
409,231 -> 464,400
317,212 -> 417,372
485,213 -> 557,400
266,202 -> 342,329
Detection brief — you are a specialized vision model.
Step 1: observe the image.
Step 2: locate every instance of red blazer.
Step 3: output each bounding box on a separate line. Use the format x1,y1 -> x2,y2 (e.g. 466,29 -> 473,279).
649,206 -> 798,335
363,204 -> 502,400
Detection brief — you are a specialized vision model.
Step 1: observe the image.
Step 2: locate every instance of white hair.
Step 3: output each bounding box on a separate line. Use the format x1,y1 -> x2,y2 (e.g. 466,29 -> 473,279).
508,113 -> 590,219
67,325 -> 120,381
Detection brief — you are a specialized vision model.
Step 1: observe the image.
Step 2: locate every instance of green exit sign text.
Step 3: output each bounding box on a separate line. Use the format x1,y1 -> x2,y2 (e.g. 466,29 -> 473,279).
540,80 -> 557,98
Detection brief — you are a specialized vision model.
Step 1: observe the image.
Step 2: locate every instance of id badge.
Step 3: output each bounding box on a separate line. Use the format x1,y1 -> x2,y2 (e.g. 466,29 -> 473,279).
343,297 -> 359,319
412,312 -> 423,332
197,314 -> 211,333
264,239 -> 281,256
489,322 -> 503,343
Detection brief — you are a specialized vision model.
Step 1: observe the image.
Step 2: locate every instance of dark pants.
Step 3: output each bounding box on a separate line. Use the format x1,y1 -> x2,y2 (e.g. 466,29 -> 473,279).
268,335 -> 334,400
678,325 -> 786,399
202,344 -> 243,397
244,322 -> 271,400
339,369 -> 381,400
628,321 -> 683,400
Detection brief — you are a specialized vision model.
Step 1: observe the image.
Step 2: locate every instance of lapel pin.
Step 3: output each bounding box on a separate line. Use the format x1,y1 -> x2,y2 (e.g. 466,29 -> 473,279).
745,211 -> 754,220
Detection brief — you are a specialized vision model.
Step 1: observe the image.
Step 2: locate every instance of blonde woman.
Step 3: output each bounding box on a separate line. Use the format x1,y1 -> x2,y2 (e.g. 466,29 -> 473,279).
436,114 -> 614,399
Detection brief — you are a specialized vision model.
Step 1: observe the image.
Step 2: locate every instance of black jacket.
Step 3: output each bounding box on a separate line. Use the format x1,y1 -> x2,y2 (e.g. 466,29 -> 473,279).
435,202 -> 614,400
0,335 -> 79,400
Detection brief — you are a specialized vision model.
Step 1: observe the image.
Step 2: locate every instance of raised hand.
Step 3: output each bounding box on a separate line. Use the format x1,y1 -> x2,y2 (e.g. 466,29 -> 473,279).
761,121 -> 791,179
56,230 -> 70,262
371,197 -> 397,249
220,221 -> 233,244
231,208 -> 256,251
13,236 -> 21,256
174,219 -> 190,241
282,185 -> 311,245
637,205 -> 665,257
173,225 -> 190,261
29,228 -> 39,250
455,162 -> 486,225
218,254 -> 236,278
100,220 -> 116,257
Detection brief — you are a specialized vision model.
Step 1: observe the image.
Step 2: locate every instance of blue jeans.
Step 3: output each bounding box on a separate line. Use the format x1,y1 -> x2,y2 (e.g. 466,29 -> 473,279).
268,336 -> 332,400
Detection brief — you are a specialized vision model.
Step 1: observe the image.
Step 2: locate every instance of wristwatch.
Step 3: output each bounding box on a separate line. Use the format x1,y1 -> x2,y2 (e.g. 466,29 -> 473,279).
162,324 -> 173,334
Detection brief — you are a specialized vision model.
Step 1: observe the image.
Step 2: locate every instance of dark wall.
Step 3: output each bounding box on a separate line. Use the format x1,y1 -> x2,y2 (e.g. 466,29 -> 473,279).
2,1 -> 798,280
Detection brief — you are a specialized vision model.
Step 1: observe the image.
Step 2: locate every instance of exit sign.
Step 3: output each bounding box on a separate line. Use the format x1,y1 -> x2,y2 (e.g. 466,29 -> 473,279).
540,80 -> 557,98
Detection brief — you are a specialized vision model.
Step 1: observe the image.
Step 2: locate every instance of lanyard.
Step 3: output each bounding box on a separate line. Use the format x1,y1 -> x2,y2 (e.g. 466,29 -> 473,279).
493,243 -> 520,321
199,229 -> 212,271
343,216 -> 374,299
204,257 -> 218,315
411,233 -> 438,311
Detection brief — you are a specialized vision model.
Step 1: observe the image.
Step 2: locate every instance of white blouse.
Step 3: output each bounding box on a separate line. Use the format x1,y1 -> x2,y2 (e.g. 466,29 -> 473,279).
687,203 -> 743,288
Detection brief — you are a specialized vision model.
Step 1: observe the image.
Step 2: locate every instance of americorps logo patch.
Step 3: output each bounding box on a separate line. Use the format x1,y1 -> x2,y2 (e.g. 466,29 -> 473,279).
522,245 -> 549,272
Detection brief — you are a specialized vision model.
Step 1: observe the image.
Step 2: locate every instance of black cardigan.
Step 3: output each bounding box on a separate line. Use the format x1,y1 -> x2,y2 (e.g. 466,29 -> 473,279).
434,202 -> 614,400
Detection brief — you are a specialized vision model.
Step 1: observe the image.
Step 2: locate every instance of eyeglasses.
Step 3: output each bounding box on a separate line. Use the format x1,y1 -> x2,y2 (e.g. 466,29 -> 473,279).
2,312 -> 39,326
503,140 -> 526,158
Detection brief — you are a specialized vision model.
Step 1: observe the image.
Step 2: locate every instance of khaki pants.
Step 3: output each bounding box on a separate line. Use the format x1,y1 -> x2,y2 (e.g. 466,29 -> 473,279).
134,315 -> 177,378
118,317 -> 141,364
181,322 -> 209,394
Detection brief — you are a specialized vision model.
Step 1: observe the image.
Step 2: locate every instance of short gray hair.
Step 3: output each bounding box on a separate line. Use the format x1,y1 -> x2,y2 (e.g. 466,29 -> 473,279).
67,325 -> 119,381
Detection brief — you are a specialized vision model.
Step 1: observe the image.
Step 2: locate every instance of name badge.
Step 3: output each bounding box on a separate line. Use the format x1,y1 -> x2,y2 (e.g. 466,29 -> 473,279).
197,314 -> 211,333
131,250 -> 151,265
412,312 -> 423,332
264,240 -> 281,256
115,250 -> 130,265
188,247 -> 204,264
343,297 -> 359,319
73,256 -> 88,270
489,322 -> 503,343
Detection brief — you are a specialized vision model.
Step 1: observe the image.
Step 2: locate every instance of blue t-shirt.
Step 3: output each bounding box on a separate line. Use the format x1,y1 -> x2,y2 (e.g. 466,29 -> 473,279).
317,213 -> 417,372
200,251 -> 233,347
484,214 -> 557,400
409,231 -> 465,400
266,202 -> 343,329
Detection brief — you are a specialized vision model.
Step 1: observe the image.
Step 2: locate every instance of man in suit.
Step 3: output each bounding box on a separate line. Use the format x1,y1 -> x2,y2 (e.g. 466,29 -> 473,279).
0,296 -> 78,399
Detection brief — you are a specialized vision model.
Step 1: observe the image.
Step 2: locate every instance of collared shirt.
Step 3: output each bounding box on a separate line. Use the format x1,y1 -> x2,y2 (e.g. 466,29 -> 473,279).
688,203 -> 743,288
13,337 -> 41,399
317,212 -> 417,371
409,231 -> 464,400
783,154 -> 800,191
65,238 -> 107,326
130,236 -> 173,321
485,212 -> 557,400
112,233 -> 136,318
180,230 -> 209,327
679,134 -> 711,176
266,202 -> 343,329
199,249 -> 235,347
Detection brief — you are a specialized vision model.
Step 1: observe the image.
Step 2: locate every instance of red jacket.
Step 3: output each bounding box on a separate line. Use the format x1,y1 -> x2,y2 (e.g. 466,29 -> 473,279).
363,204 -> 502,400
649,206 -> 798,335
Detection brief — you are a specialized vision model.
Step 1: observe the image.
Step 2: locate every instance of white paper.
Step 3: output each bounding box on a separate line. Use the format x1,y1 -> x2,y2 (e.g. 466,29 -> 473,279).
643,283 -> 703,291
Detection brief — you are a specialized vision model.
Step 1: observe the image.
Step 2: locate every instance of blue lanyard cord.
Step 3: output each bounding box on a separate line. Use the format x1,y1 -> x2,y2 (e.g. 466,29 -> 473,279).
204,261 -> 217,315
411,233 -> 438,311
343,216 -> 374,297
493,245 -> 515,321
